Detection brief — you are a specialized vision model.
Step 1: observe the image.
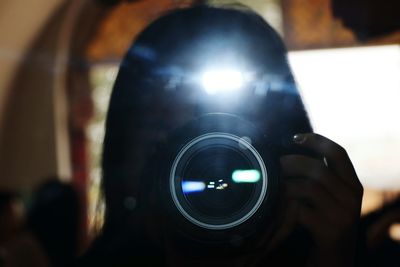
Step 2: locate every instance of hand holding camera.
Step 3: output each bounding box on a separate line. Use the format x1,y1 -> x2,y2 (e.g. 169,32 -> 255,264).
276,133 -> 363,267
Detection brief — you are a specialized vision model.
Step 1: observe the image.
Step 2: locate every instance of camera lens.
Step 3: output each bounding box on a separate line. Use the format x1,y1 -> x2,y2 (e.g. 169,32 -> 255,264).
170,133 -> 267,230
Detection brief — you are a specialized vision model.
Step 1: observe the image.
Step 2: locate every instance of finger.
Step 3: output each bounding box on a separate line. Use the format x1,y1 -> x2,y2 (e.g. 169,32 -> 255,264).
285,179 -> 338,213
266,199 -> 299,251
292,133 -> 362,194
280,155 -> 357,208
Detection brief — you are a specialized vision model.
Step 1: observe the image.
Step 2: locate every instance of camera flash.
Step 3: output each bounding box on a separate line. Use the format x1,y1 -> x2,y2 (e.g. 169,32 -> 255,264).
201,69 -> 244,95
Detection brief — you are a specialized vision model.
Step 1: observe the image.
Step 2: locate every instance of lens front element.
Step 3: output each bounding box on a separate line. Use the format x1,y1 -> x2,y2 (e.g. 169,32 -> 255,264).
170,133 -> 267,230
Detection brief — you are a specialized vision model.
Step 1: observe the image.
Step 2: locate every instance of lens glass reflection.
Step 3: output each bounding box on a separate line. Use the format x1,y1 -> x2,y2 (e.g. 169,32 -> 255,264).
171,134 -> 266,229
181,146 -> 258,218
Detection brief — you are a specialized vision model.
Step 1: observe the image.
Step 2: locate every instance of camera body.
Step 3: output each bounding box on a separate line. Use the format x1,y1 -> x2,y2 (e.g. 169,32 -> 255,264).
156,113 -> 281,252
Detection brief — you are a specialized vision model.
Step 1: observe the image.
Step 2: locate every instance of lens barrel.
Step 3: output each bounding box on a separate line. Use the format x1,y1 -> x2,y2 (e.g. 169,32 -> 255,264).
159,113 -> 279,247
170,132 -> 267,230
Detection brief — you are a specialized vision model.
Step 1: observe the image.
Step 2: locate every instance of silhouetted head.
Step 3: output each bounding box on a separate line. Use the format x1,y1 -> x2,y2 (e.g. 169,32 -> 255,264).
101,5 -> 312,260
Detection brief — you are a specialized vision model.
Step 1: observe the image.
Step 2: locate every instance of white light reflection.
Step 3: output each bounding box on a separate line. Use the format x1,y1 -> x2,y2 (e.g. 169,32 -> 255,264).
201,69 -> 244,95
216,183 -> 229,190
182,181 -> 206,194
232,169 -> 261,183
289,45 -> 400,189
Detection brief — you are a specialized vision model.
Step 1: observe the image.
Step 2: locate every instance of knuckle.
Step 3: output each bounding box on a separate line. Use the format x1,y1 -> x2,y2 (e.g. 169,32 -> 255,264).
312,133 -> 325,142
327,143 -> 348,161
313,134 -> 347,156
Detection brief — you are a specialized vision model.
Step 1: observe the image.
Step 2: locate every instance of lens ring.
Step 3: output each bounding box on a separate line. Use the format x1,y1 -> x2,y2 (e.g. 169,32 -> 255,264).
170,132 -> 268,230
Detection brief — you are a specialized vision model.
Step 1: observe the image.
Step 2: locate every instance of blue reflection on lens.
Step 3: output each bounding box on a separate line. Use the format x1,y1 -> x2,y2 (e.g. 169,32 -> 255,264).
232,170 -> 261,183
182,181 -> 206,194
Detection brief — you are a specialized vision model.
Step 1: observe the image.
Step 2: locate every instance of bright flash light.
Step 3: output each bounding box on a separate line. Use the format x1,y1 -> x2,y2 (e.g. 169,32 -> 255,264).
201,69 -> 244,95
232,169 -> 261,183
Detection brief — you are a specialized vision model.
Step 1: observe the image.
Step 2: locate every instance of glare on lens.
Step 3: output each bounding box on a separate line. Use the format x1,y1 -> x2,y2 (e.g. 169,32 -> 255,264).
182,181 -> 206,193
201,69 -> 244,95
232,169 -> 261,183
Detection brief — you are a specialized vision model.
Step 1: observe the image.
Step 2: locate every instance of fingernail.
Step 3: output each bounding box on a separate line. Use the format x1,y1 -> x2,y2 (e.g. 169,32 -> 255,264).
293,134 -> 306,144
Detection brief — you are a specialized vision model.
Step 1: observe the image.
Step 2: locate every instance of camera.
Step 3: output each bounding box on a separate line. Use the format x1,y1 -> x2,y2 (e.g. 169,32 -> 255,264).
152,71 -> 284,251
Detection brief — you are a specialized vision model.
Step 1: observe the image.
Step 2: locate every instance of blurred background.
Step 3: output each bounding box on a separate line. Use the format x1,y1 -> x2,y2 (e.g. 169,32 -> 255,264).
0,0 -> 399,260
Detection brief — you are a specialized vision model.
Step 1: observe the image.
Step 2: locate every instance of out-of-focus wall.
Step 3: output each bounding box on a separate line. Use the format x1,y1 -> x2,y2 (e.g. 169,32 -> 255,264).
0,1 -> 64,128
0,0 -> 85,191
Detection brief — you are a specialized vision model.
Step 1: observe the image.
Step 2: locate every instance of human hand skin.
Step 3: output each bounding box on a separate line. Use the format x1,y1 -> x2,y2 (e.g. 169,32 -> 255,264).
279,133 -> 364,267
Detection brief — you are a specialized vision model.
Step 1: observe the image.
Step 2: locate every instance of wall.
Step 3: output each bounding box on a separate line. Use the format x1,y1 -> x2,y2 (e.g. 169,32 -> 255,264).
0,1 -> 86,191
0,0 -> 64,128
